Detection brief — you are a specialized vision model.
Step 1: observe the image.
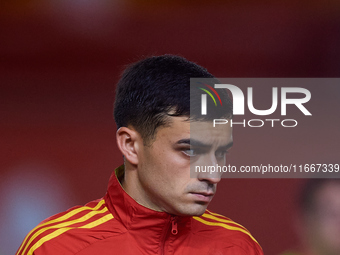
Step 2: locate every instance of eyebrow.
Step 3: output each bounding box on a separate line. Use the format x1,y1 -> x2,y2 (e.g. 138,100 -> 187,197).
176,139 -> 233,150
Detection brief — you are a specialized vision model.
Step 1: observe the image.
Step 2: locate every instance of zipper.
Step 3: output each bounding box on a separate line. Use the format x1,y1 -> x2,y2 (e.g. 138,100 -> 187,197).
159,216 -> 178,255
171,216 -> 178,235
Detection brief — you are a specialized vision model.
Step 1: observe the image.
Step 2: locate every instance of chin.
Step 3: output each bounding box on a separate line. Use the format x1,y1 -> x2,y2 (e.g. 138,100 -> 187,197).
177,204 -> 208,217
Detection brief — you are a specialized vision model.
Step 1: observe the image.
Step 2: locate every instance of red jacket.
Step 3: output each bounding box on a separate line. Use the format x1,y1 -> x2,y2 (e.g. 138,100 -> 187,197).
17,166 -> 263,255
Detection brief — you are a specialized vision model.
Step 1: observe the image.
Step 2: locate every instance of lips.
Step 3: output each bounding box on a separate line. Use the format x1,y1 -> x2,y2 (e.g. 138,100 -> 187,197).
190,192 -> 214,203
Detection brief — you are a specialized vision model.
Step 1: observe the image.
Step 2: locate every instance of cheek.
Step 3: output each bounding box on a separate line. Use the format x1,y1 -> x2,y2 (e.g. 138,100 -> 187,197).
157,157 -> 191,193
142,143 -> 192,190
152,146 -> 190,172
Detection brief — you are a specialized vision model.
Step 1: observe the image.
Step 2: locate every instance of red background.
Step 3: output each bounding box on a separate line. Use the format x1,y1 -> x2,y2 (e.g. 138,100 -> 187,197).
1,1 -> 340,254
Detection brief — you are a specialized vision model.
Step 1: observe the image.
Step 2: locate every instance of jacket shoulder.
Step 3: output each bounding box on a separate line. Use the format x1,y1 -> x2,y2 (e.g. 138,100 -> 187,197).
16,198 -> 116,255
192,210 -> 263,255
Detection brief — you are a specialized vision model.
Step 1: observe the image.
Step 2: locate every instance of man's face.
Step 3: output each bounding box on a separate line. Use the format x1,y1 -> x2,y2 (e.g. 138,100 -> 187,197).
134,116 -> 233,216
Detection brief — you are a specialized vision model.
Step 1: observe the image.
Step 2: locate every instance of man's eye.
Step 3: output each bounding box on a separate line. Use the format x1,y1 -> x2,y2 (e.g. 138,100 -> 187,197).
182,149 -> 196,157
215,150 -> 228,159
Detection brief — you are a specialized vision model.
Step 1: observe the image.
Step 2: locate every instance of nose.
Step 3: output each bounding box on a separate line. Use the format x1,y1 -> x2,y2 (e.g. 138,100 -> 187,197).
197,172 -> 222,185
196,154 -> 223,184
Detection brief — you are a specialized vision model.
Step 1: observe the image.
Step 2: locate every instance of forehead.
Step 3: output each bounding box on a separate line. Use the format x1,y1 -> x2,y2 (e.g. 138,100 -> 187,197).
156,117 -> 232,144
190,120 -> 232,146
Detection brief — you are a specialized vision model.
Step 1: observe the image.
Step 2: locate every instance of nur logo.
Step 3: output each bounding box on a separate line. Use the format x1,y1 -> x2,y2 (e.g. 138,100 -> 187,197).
199,83 -> 312,116
194,78 -> 313,128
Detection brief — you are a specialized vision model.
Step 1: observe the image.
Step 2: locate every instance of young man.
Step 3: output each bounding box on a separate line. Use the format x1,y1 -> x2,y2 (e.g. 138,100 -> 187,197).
16,55 -> 263,254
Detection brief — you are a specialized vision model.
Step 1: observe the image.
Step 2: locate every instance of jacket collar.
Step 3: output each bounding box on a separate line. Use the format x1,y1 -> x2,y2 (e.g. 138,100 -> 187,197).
104,165 -> 191,233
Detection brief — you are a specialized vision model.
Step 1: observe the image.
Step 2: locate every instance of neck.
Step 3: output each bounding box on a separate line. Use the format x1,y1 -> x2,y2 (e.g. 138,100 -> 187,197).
122,163 -> 163,212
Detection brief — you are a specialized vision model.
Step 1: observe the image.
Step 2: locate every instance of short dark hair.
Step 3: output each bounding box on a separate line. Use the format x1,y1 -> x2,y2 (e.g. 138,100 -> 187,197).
114,55 -> 232,144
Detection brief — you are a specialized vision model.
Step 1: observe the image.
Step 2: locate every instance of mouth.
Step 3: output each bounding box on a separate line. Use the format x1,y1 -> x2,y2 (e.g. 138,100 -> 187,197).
189,192 -> 214,203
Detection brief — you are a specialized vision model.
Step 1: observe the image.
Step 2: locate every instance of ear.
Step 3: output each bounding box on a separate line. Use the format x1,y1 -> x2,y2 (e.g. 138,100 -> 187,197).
116,127 -> 141,165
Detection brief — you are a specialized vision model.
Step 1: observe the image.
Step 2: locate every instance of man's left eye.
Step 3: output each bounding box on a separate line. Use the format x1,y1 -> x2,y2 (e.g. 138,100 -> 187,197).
182,149 -> 196,157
